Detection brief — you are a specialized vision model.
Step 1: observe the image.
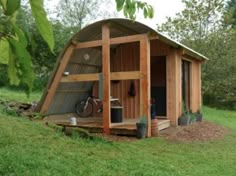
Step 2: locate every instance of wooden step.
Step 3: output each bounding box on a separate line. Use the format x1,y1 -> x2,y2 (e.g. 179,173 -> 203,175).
110,119 -> 171,135
111,124 -> 137,135
158,119 -> 170,131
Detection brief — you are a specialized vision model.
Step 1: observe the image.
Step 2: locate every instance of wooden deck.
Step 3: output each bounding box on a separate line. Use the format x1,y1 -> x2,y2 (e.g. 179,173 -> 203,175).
45,114 -> 170,136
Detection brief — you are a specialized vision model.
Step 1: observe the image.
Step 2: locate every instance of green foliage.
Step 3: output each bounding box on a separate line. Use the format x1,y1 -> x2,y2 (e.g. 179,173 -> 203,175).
0,39 -> 9,64
116,0 -> 125,11
224,0 -> 236,28
203,106 -> 236,130
0,0 -> 54,94
29,0 -> 54,52
158,0 -> 236,110
8,37 -> 34,94
4,0 -> 20,16
0,87 -> 41,103
115,0 -> 154,19
7,47 -> 20,85
158,0 -> 224,41
0,65 -> 8,86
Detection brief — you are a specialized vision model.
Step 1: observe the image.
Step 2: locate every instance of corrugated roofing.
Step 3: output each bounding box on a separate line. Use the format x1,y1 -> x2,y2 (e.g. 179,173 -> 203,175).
72,18 -> 208,61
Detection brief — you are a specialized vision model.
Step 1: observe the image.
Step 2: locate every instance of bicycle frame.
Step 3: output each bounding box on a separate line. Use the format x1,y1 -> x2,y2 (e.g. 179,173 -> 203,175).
84,96 -> 102,111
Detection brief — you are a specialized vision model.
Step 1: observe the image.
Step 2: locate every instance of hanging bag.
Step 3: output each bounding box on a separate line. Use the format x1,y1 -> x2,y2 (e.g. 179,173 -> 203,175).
128,81 -> 136,97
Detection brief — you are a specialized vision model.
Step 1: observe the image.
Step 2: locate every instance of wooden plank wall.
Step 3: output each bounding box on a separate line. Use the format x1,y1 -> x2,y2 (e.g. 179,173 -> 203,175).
190,60 -> 202,112
166,49 -> 181,126
150,39 -> 171,56
110,42 -> 140,119
92,39 -> 173,119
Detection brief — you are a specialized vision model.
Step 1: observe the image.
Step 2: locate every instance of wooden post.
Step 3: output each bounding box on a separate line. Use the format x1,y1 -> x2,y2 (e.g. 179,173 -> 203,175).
140,35 -> 151,137
199,63 -> 202,109
102,23 -> 111,134
40,45 -> 74,113
166,49 -> 181,126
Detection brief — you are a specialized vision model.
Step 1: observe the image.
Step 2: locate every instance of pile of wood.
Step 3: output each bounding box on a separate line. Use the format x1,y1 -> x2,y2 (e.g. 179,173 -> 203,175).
0,100 -> 38,118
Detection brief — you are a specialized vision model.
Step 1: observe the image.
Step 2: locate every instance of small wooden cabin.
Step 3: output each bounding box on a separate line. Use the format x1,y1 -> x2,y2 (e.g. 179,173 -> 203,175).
37,18 -> 208,137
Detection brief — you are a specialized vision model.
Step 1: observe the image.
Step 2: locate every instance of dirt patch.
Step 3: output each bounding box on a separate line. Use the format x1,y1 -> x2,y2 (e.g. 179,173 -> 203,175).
0,100 -> 37,118
90,121 -> 229,142
159,121 -> 229,142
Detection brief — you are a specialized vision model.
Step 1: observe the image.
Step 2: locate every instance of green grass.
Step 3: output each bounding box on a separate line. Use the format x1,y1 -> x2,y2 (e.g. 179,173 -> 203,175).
0,87 -> 42,103
203,106 -> 236,131
0,89 -> 236,175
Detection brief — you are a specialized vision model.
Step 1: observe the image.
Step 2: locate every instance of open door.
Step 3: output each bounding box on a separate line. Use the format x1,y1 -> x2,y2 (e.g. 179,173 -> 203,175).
151,56 -> 167,117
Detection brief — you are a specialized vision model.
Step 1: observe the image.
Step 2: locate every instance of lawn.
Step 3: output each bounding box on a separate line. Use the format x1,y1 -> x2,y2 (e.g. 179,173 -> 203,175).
0,89 -> 236,176
0,87 -> 42,103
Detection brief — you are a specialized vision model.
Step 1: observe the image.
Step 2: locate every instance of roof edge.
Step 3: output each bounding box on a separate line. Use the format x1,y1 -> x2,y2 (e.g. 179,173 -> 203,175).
80,18 -> 209,61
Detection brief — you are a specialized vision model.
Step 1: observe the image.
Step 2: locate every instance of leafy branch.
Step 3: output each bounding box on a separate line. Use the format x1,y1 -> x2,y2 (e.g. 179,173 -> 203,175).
115,0 -> 154,19
0,0 -> 54,94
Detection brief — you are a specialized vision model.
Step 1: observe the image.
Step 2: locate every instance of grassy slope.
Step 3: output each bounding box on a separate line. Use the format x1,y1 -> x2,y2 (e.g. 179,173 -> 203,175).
0,90 -> 236,176
0,87 -> 42,103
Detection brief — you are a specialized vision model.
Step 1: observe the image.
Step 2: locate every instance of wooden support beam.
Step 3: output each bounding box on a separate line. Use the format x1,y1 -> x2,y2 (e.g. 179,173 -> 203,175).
68,62 -> 101,68
110,71 -> 140,80
60,71 -> 141,83
75,40 -> 102,49
189,60 -> 202,112
110,34 -> 147,45
198,63 -> 202,109
140,35 -> 151,137
54,90 -> 89,93
72,33 -> 158,50
102,23 -> 111,134
190,61 -> 194,112
40,45 -> 74,113
180,48 -> 206,62
61,73 -> 99,82
166,49 -> 181,126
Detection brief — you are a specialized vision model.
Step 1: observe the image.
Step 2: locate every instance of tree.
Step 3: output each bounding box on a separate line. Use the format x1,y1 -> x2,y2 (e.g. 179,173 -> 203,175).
157,0 -> 224,45
56,0 -> 116,33
158,0 -> 236,109
224,0 -> 236,28
16,5 -> 74,90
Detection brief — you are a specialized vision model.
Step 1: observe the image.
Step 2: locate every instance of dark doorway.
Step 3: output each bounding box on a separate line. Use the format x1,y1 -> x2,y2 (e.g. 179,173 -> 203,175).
151,56 -> 166,116
182,60 -> 191,111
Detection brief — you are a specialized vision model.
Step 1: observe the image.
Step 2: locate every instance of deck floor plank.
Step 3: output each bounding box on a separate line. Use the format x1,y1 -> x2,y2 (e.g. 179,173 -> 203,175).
45,114 -> 170,136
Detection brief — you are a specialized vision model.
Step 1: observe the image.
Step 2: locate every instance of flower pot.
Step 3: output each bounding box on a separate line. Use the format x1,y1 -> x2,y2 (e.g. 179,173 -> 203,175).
178,115 -> 190,126
196,113 -> 203,122
136,122 -> 147,139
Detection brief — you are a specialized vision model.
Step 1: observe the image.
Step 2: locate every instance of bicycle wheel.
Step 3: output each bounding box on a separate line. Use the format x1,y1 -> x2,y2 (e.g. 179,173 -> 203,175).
75,99 -> 93,117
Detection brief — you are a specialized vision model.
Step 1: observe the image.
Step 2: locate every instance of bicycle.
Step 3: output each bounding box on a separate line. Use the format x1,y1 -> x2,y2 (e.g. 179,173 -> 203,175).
75,96 -> 102,117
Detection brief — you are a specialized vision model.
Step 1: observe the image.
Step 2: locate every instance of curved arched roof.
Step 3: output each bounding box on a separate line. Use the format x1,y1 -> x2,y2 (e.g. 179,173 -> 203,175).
70,18 -> 208,61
